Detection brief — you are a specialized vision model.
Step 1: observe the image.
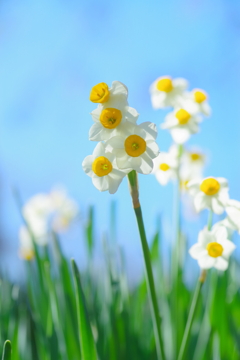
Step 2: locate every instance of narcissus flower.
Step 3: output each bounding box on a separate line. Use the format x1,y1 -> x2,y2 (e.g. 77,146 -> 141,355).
150,76 -> 188,109
189,226 -> 236,270
153,145 -> 178,185
106,122 -> 159,174
180,148 -> 205,182
82,142 -> 127,193
161,107 -> 201,144
179,88 -> 211,117
224,199 -> 240,233
19,226 -> 35,261
89,81 -> 128,104
187,176 -> 229,214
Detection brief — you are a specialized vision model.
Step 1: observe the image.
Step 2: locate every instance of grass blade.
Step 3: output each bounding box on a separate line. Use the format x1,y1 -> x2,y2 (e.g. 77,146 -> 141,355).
2,341 -> 11,360
71,259 -> 98,360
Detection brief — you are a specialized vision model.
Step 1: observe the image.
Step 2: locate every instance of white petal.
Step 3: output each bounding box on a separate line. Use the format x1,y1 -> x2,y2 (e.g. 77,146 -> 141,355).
214,257 -> 229,271
218,177 -> 228,188
82,155 -> 94,177
198,255 -> 216,269
189,244 -> 207,259
105,136 -> 124,152
220,239 -> 236,259
90,107 -> 101,122
170,128 -> 191,144
172,78 -> 188,90
146,140 -> 159,158
212,197 -> 225,215
198,227 -> 215,247
111,81 -> 128,98
116,154 -> 132,169
140,122 -> 158,140
92,142 -> 106,157
125,106 -> 139,123
194,192 -> 208,212
138,154 -> 153,174
92,176 -> 109,192
89,123 -> 104,141
107,175 -> 123,194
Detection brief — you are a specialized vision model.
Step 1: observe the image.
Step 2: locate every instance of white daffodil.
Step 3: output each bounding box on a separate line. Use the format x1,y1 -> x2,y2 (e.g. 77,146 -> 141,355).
189,226 -> 236,270
187,176 -> 229,214
19,226 -> 35,261
224,199 -> 240,233
49,189 -> 79,232
161,107 -> 201,144
153,145 -> 178,185
180,148 -> 205,182
149,76 -> 188,109
89,81 -> 139,141
105,122 -> 159,175
82,142 -> 127,194
89,81 -> 128,104
179,88 -> 211,117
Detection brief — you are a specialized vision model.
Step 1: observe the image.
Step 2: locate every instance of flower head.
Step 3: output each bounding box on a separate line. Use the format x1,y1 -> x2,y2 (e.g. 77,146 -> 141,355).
82,142 -> 127,194
189,226 -> 236,270
105,122 -> 159,174
179,88 -> 211,117
161,107 -> 201,144
180,148 -> 205,182
150,76 -> 188,109
19,226 -> 35,260
153,145 -> 178,185
187,176 -> 229,214
89,81 -> 139,141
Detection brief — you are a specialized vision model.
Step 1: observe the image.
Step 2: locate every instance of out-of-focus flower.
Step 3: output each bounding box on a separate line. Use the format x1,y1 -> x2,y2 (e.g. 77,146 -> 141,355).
180,148 -> 205,182
189,226 -> 236,270
49,189 -> 79,232
150,76 -> 188,109
153,145 -> 178,185
187,176 -> 229,214
106,122 -> 159,175
161,107 -> 201,144
179,88 -> 211,117
19,226 -> 35,261
82,142 -> 127,194
224,199 -> 240,233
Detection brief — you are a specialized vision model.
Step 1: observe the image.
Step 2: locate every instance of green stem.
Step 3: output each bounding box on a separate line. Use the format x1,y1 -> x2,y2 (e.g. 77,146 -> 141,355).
127,170 -> 166,360
177,270 -> 206,360
207,210 -> 213,231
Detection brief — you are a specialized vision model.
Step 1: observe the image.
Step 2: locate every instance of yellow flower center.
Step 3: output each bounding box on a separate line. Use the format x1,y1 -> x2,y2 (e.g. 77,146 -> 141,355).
160,163 -> 170,171
190,153 -> 201,161
99,108 -> 122,129
20,249 -> 35,261
90,82 -> 110,103
156,78 -> 173,93
180,180 -> 189,190
200,178 -> 220,196
176,109 -> 191,125
194,90 -> 207,104
92,156 -> 113,177
124,135 -> 146,157
206,242 -> 223,258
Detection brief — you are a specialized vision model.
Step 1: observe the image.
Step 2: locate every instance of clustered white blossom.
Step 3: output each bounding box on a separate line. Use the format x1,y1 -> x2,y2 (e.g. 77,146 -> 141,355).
19,188 -> 79,260
82,81 -> 160,194
150,75 -> 238,272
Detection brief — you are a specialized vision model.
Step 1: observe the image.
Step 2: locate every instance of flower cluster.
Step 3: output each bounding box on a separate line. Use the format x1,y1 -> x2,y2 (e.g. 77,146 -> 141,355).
19,188 -> 79,260
82,81 -> 160,193
150,75 -> 239,272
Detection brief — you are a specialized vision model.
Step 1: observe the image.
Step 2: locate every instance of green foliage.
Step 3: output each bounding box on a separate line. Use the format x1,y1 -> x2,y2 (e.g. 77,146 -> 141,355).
0,205 -> 240,360
2,341 -> 12,360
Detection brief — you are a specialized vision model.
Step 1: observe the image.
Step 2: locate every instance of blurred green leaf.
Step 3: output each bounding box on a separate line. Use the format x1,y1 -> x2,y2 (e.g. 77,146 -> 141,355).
71,259 -> 98,360
2,341 -> 11,360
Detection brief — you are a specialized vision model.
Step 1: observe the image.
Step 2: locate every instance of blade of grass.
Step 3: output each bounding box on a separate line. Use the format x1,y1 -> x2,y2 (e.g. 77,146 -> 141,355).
2,341 -> 11,360
71,259 -> 98,360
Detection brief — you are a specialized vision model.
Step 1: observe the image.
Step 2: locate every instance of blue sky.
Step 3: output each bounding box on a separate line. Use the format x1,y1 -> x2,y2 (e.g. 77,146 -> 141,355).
0,0 -> 240,280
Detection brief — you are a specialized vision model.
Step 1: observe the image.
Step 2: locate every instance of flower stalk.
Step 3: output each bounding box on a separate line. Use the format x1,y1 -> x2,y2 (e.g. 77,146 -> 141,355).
127,170 -> 166,360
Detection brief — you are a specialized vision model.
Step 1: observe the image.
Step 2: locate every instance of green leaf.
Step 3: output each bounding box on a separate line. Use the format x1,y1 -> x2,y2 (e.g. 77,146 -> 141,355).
2,340 -> 11,360
71,259 -> 98,360
85,206 -> 94,257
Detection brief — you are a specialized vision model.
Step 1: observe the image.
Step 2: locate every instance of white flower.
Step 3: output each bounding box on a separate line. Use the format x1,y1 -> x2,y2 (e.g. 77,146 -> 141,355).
187,176 -> 229,214
180,148 -> 205,182
89,81 -> 139,141
89,81 -> 128,104
19,226 -> 35,260
179,88 -> 211,116
225,199 -> 240,233
82,142 -> 127,194
149,76 -> 188,109
153,145 -> 178,185
161,107 -> 201,144
105,122 -> 159,175
49,189 -> 79,232
189,226 -> 236,270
